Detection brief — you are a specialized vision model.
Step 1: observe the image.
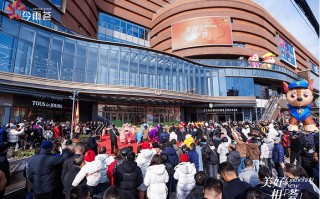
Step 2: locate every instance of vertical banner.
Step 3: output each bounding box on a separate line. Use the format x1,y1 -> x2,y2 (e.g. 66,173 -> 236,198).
74,100 -> 79,124
171,16 -> 233,50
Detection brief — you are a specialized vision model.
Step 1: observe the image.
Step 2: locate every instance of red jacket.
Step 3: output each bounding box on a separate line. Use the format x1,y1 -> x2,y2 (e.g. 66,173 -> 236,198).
53,126 -> 61,139
281,132 -> 290,147
107,160 -> 117,185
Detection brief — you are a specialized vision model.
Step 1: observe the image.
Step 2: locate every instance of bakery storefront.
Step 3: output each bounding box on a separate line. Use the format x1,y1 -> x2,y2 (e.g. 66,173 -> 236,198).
10,95 -> 72,123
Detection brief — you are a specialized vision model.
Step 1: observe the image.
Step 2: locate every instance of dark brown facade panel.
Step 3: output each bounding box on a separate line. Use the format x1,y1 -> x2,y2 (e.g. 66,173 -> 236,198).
62,11 -> 92,36
127,0 -> 161,13
148,0 -> 169,7
95,0 -> 152,28
62,0 -> 97,37
152,0 -> 267,27
73,0 -> 98,32
86,0 -> 99,21
95,0 -> 154,19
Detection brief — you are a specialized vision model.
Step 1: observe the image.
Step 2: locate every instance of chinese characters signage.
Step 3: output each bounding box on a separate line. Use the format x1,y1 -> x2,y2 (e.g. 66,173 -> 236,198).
171,16 -> 233,50
278,35 -> 296,68
6,0 -> 51,21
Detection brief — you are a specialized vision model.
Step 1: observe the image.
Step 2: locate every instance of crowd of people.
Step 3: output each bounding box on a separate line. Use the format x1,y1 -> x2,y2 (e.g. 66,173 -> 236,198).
0,119 -> 319,199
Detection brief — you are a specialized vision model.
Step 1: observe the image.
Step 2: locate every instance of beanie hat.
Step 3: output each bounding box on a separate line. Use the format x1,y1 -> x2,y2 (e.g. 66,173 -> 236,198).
41,141 -> 53,150
180,154 -> 189,162
152,142 -> 160,148
84,150 -> 96,162
141,142 -> 150,150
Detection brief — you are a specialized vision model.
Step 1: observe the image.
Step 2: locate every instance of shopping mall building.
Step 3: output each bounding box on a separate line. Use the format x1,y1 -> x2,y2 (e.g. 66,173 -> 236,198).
0,0 -> 318,125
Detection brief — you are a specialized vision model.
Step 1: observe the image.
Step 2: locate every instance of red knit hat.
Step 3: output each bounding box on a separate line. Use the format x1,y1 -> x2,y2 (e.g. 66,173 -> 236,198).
180,154 -> 189,162
84,150 -> 96,162
141,142 -> 150,150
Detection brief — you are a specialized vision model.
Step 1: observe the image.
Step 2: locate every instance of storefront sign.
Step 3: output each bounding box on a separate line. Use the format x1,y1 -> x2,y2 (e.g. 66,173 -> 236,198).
32,100 -> 63,109
204,108 -> 238,113
171,16 -> 233,50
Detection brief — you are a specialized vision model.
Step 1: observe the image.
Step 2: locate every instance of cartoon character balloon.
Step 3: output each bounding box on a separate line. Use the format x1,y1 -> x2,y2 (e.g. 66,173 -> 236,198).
248,53 -> 260,68
283,79 -> 318,132
262,52 -> 276,69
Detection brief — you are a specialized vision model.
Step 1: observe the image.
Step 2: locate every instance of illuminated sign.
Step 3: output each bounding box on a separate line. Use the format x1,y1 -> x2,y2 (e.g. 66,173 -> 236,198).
278,35 -> 296,68
171,16 -> 233,50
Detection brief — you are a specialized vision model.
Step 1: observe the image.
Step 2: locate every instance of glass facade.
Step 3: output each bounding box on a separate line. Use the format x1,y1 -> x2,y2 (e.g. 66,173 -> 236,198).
98,13 -> 150,47
0,13 -> 305,98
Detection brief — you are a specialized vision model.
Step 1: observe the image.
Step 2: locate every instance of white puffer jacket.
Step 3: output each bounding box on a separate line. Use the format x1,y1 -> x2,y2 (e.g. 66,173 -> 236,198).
72,159 -> 102,187
95,154 -> 114,183
8,127 -> 25,143
169,132 -> 178,141
260,140 -> 274,159
217,135 -> 231,163
136,149 -> 155,177
174,162 -> 196,199
144,164 -> 169,199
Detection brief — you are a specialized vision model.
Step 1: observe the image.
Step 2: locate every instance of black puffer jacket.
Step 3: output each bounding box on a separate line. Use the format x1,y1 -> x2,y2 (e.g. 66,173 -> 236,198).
186,185 -> 204,199
110,128 -> 119,142
114,159 -> 143,199
27,150 -> 64,194
0,152 -> 10,186
227,151 -> 241,171
202,144 -> 219,165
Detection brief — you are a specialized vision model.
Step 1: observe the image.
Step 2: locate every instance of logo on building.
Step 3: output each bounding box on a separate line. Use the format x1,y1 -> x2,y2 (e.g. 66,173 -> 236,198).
6,0 -> 26,20
5,0 -> 51,21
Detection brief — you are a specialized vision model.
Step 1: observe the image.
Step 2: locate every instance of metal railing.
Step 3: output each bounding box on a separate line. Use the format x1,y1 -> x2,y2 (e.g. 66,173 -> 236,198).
192,59 -> 305,81
259,96 -> 280,122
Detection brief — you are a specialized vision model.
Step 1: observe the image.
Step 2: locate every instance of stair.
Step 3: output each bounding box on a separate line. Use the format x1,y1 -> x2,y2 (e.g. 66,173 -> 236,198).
259,96 -> 280,122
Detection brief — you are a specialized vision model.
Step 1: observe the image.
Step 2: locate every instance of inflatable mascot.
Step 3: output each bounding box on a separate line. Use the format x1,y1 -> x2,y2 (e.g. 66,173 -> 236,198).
262,52 -> 276,69
248,53 -> 260,68
283,79 -> 318,131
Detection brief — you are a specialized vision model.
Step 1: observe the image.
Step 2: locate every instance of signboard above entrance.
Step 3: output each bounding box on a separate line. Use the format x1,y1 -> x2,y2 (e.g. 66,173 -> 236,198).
171,16 -> 233,50
204,108 -> 238,113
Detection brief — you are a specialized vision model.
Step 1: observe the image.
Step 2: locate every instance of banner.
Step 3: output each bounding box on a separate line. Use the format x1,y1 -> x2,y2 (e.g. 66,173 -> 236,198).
171,16 -> 233,50
74,100 -> 79,124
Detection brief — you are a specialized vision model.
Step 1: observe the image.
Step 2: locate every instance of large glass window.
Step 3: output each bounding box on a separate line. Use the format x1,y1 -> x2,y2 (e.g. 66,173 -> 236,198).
120,48 -> 129,86
109,46 -> 119,85
32,30 -> 50,77
97,44 -> 109,84
226,77 -> 255,96
62,38 -> 75,81
97,13 -> 150,47
86,44 -> 98,83
0,32 -> 16,72
139,52 -> 148,87
14,24 -> 35,75
130,50 -> 139,87
48,35 -> 63,80
73,41 -> 87,82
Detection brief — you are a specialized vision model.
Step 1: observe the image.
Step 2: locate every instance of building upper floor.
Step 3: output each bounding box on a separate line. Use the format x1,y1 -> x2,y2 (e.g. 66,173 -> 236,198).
0,12 -> 318,101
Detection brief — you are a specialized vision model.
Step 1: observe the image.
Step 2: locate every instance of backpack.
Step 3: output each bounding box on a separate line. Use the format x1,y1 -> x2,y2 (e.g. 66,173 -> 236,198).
202,144 -> 219,165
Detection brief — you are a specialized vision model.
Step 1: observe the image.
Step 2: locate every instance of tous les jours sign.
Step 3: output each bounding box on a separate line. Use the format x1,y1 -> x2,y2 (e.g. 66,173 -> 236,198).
32,101 -> 63,109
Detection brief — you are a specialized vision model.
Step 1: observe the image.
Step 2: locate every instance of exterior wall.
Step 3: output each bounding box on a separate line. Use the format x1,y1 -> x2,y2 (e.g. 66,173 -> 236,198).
61,0 -> 318,78
151,0 -> 318,74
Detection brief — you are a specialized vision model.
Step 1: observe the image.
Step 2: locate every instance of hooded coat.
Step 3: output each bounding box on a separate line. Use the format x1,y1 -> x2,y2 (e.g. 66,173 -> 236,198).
217,135 -> 231,163
227,151 -> 241,171
136,149 -> 154,191
144,164 -> 169,199
260,140 -> 274,159
95,154 -> 114,183
246,143 -> 260,160
114,159 -> 143,199
72,159 -> 102,187
174,162 -> 196,199
161,146 -> 179,167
